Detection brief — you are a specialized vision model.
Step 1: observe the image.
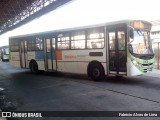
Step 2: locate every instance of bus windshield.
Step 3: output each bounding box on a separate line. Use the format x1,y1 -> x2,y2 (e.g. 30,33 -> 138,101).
4,48 -> 9,55
129,30 -> 153,55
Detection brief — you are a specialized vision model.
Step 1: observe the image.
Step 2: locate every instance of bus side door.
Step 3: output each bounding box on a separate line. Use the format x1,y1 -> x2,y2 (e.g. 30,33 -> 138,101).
19,40 -> 28,68
107,25 -> 127,75
44,37 -> 56,71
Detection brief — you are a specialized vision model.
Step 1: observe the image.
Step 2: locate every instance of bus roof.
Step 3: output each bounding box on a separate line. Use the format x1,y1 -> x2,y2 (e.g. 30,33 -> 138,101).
9,19 -> 151,39
0,45 -> 9,48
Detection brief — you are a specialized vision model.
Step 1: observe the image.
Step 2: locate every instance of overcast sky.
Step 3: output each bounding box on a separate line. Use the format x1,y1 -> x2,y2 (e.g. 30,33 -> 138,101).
0,0 -> 160,46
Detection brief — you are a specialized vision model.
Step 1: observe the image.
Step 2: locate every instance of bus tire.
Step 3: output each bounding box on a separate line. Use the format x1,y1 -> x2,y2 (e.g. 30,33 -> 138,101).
88,62 -> 105,81
30,61 -> 39,74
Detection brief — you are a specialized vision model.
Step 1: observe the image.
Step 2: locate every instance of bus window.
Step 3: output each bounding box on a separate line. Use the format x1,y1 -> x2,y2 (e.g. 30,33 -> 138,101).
27,37 -> 43,51
35,37 -> 43,50
51,38 -> 56,51
109,32 -> 116,50
118,31 -> 125,50
46,39 -> 51,52
10,39 -> 19,52
71,31 -> 85,49
87,28 -> 104,49
57,33 -> 70,49
28,40 -> 35,51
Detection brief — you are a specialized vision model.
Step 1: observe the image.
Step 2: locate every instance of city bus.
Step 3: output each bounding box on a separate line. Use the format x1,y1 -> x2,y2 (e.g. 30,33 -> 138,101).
0,46 -> 9,62
9,20 -> 154,81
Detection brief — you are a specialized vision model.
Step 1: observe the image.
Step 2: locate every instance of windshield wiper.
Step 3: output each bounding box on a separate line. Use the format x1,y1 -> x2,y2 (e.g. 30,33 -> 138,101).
135,54 -> 154,60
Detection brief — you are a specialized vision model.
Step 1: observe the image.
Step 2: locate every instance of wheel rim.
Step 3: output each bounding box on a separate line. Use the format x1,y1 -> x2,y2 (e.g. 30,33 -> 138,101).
92,68 -> 100,77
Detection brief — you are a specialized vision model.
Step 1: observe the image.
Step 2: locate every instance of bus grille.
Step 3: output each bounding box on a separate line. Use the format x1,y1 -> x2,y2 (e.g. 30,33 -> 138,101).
142,63 -> 153,66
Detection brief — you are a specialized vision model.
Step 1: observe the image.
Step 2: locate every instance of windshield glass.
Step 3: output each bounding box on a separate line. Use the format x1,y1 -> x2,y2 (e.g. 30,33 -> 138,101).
4,48 -> 9,54
129,30 -> 153,55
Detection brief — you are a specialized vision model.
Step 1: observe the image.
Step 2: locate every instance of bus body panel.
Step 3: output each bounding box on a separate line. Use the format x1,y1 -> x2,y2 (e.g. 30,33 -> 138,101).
37,61 -> 45,71
127,57 -> 143,76
10,52 -> 20,67
56,49 -> 106,74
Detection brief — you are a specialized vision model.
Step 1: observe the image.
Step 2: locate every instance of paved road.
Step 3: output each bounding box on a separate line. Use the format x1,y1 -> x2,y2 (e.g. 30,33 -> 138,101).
0,62 -> 160,120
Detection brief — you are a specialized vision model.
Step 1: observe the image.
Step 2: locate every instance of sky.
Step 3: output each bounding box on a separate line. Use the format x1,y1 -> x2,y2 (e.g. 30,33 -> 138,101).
0,0 -> 160,46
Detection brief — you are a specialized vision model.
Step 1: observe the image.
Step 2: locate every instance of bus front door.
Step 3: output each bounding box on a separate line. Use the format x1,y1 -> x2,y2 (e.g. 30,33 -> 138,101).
19,40 -> 28,68
44,38 -> 56,71
108,27 -> 127,75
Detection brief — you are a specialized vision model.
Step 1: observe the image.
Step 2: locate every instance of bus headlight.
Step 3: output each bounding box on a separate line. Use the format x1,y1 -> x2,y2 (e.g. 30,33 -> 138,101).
131,59 -> 141,67
132,60 -> 137,65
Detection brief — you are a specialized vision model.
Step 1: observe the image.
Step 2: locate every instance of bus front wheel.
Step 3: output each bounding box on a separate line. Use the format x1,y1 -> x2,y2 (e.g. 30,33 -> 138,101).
30,61 -> 39,74
88,62 -> 105,81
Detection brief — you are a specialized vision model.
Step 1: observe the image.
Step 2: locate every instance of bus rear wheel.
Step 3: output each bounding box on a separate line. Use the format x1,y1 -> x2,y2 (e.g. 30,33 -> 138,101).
88,62 -> 105,81
30,61 -> 39,74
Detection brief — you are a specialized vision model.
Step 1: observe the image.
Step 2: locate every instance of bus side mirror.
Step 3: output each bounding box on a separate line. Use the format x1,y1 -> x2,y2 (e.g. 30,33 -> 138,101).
128,44 -> 133,53
129,29 -> 133,39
